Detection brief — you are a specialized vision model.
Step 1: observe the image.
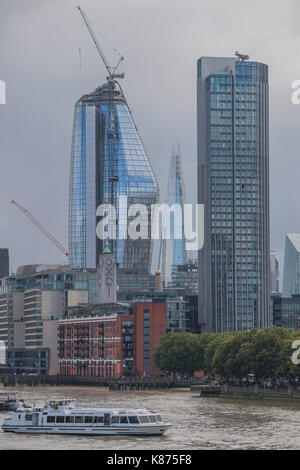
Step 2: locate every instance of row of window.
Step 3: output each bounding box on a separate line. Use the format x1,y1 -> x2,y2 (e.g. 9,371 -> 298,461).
41,414 -> 161,424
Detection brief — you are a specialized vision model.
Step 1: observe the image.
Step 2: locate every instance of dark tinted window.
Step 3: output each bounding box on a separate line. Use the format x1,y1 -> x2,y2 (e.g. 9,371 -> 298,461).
66,416 -> 74,423
111,416 -> 119,424
149,415 -> 156,423
56,416 -> 65,423
94,416 -> 104,423
47,416 -> 55,423
25,414 -> 32,421
84,416 -> 93,423
120,416 -> 128,424
75,416 -> 84,424
128,416 -> 139,424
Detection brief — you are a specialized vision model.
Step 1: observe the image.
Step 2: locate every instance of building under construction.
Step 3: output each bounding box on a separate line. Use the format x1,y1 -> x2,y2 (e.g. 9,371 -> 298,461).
69,7 -> 159,271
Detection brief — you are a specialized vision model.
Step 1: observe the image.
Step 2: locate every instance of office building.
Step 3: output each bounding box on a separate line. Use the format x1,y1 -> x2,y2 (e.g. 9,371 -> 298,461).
0,249 -> 9,278
0,266 -> 97,375
167,263 -> 199,295
197,55 -> 270,332
118,290 -> 200,334
69,82 -> 159,271
272,293 -> 300,330
282,234 -> 300,297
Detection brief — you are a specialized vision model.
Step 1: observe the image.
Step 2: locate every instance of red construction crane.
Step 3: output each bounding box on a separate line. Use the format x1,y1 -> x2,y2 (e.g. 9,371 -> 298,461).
11,200 -> 69,258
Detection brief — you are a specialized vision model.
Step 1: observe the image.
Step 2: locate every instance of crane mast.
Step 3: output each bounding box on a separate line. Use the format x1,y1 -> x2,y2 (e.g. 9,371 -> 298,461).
77,5 -> 124,83
77,5 -> 124,256
11,200 -> 69,258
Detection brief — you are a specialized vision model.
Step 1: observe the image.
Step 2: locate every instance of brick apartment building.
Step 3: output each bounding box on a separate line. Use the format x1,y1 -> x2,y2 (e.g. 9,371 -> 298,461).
58,300 -> 166,378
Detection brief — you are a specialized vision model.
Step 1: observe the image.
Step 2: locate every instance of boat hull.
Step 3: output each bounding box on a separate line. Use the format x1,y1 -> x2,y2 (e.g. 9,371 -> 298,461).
2,424 -> 171,436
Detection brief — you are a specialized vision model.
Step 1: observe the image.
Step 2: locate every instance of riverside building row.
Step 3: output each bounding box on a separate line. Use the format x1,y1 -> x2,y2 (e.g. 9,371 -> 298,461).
0,264 -> 199,376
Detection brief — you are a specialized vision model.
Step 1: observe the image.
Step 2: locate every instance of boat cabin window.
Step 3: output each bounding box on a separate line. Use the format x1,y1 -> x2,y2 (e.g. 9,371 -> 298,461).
25,414 -> 33,421
111,416 -> 119,424
139,416 -> 150,423
75,416 -> 84,424
56,416 -> 65,424
120,416 -> 128,424
156,415 -> 162,422
104,414 -> 110,425
84,416 -> 93,424
66,416 -> 74,423
149,415 -> 157,423
47,416 -> 55,423
128,416 -> 139,424
94,416 -> 104,424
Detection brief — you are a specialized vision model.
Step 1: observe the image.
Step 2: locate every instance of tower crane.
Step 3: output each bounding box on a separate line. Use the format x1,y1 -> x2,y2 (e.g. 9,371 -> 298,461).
77,5 -> 124,83
11,200 -> 69,258
77,5 -> 124,255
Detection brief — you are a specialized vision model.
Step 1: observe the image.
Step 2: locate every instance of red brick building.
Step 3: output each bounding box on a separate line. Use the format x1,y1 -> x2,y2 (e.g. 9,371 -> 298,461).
58,301 -> 166,378
133,301 -> 166,376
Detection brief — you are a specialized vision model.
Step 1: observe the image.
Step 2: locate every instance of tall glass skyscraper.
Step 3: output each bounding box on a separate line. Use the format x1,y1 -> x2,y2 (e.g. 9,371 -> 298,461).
270,250 -> 279,294
161,148 -> 187,285
69,82 -> 159,270
197,56 -> 270,333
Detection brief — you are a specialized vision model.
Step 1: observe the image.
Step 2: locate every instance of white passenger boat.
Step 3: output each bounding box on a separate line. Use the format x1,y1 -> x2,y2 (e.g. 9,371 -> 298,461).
0,393 -> 20,411
2,399 -> 172,436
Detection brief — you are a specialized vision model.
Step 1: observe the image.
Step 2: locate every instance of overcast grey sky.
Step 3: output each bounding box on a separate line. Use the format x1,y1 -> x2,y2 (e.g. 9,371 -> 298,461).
1,0 -> 300,285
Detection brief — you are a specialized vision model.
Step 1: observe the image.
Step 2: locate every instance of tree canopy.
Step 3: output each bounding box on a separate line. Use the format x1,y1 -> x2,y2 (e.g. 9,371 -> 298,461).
154,327 -> 300,379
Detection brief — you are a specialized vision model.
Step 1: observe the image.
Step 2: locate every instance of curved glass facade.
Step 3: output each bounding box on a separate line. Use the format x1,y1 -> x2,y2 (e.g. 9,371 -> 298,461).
69,83 -> 159,270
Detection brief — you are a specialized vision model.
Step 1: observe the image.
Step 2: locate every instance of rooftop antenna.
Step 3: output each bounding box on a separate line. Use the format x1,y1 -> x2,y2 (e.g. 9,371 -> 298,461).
235,51 -> 250,61
77,5 -> 124,84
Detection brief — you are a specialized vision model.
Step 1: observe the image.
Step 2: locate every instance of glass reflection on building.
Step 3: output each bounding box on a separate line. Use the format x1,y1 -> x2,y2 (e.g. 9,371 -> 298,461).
69,82 -> 159,270
161,149 -> 187,285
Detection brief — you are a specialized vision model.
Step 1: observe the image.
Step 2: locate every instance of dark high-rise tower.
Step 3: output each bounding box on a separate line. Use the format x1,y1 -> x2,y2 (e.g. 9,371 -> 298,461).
197,55 -> 270,332
0,249 -> 9,278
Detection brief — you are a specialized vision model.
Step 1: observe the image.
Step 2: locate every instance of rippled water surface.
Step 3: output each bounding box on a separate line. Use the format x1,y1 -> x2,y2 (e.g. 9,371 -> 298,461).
0,386 -> 299,450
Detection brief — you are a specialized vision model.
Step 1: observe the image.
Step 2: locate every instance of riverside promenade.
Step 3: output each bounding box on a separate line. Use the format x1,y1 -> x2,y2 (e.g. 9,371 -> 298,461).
191,383 -> 300,400
0,374 -> 194,390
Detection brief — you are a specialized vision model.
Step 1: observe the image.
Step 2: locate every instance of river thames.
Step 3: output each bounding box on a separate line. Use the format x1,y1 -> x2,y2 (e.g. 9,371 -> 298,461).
0,386 -> 299,450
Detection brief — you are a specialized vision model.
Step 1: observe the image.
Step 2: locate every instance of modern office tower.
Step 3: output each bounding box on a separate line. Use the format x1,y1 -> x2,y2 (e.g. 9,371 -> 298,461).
167,263 -> 199,295
69,81 -> 159,271
0,249 -> 9,278
117,269 -> 156,294
270,250 -> 280,293
197,55 -> 270,333
160,148 -> 187,285
272,293 -> 300,330
282,234 -> 300,297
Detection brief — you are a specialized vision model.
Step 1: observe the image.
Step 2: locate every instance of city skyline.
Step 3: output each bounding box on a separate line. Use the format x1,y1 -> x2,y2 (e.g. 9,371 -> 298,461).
1,0 -> 300,280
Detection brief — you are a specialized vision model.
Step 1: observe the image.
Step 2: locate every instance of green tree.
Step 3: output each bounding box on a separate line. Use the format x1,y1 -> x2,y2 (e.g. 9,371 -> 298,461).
154,333 -> 201,376
212,331 -> 252,379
